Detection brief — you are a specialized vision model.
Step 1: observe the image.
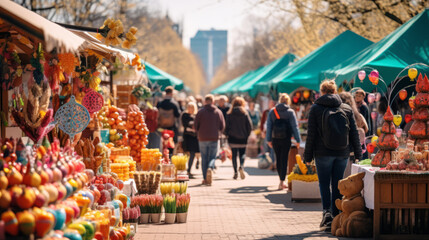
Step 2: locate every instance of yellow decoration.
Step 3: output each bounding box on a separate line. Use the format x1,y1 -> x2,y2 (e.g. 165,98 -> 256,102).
408,68 -> 418,80
129,27 -> 138,35
371,136 -> 378,144
393,115 -> 402,126
287,172 -> 318,184
296,154 -> 307,175
132,54 -> 143,71
171,155 -> 189,171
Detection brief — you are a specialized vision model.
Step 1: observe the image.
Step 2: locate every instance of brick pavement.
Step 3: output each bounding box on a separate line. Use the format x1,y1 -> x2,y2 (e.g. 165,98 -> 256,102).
135,159 -> 368,240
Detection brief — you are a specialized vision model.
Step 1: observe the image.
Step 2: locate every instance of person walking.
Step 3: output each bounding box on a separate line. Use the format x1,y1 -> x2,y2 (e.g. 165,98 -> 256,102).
225,97 -> 253,180
339,92 -> 368,177
194,94 -> 225,186
181,102 -> 200,178
217,95 -> 230,120
156,86 -> 181,154
304,80 -> 362,232
266,93 -> 301,190
248,102 -> 261,130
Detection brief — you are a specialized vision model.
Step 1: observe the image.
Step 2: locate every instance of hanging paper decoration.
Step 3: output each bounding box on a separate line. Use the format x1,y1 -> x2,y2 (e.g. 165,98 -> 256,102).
375,92 -> 381,102
303,90 -> 310,99
367,93 -> 375,104
358,70 -> 366,82
395,128 -> 403,138
409,96 -> 416,109
399,89 -> 407,100
368,70 -> 379,85
408,68 -> 418,81
367,143 -> 375,153
393,115 -> 402,126
371,112 -> 377,120
405,114 -> 412,123
54,95 -> 90,140
82,89 -> 104,114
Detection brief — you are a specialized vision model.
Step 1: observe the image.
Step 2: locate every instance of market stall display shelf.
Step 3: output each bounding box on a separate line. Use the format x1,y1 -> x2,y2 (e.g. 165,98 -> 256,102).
374,171 -> 429,240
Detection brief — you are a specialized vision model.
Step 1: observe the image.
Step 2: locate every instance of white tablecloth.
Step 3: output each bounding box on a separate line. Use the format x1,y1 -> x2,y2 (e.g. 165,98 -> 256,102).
351,164 -> 379,210
122,179 -> 138,197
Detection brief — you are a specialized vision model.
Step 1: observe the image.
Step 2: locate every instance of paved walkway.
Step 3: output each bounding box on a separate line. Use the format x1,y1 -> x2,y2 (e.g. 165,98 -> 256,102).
135,159 -> 367,240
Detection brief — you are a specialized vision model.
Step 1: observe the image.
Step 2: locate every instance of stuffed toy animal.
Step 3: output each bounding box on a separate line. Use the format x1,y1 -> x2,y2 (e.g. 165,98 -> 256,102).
331,172 -> 372,238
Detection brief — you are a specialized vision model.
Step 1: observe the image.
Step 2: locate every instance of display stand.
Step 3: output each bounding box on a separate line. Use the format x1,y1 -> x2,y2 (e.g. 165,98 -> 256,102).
374,171 -> 429,240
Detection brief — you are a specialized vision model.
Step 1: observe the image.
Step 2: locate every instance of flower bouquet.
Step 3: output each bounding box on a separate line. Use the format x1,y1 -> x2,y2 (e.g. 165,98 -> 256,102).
176,193 -> 190,223
131,194 -> 151,223
163,194 -> 176,224
149,195 -> 163,223
160,182 -> 187,195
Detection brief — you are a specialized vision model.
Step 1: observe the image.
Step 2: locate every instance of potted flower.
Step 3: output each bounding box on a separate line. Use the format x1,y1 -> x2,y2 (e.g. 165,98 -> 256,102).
163,194 -> 176,224
176,193 -> 190,223
149,195 -> 163,223
131,195 -> 151,224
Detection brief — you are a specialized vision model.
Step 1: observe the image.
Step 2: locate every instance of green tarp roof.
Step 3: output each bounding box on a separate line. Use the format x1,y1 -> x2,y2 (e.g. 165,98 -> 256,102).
212,69 -> 260,95
237,53 -> 297,98
143,62 -> 184,91
323,9 -> 429,92
259,30 -> 373,94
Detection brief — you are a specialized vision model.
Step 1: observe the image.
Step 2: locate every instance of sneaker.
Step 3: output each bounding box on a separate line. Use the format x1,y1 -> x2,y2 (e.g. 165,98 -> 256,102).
206,169 -> 213,185
320,210 -> 333,231
233,173 -> 238,179
239,167 -> 245,179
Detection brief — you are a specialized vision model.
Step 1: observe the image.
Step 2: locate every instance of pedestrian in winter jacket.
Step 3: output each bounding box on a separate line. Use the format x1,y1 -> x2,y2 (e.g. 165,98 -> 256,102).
304,80 -> 362,232
266,93 -> 301,190
194,94 -> 225,186
225,97 -> 253,180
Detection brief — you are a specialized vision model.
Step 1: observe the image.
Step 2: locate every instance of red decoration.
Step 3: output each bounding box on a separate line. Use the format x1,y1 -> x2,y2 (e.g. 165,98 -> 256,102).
399,89 -> 407,100
82,89 -> 104,114
405,114 -> 412,123
367,143 -> 375,153
292,96 -> 299,104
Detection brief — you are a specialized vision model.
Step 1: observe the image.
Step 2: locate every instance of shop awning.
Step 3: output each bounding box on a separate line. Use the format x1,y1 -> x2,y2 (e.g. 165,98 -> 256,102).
262,30 -> 373,94
323,9 -> 429,92
0,1 -> 87,53
237,53 -> 297,98
143,62 -> 184,91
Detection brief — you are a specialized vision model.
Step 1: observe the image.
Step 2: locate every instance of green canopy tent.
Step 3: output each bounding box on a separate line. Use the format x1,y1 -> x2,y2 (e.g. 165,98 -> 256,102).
143,62 -> 184,91
237,53 -> 297,98
323,9 -> 429,93
211,68 -> 261,95
259,30 -> 373,94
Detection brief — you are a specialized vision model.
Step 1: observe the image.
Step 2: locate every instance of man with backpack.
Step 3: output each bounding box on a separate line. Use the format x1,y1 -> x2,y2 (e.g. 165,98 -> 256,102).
304,80 -> 362,232
157,86 -> 181,150
266,93 -> 301,190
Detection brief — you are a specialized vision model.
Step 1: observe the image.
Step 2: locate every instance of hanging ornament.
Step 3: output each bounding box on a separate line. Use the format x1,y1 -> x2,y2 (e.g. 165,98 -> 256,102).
295,91 -> 301,98
404,114 -> 412,124
358,70 -> 366,83
367,93 -> 375,104
292,96 -> 299,104
399,89 -> 407,100
409,96 -> 416,109
393,115 -> 402,126
371,111 -> 377,120
371,136 -> 378,146
54,95 -> 90,140
377,127 -> 382,136
367,143 -> 375,154
369,70 -> 379,85
303,90 -> 310,99
82,89 -> 104,114
408,67 -> 418,81
395,128 -> 403,138
375,92 -> 381,102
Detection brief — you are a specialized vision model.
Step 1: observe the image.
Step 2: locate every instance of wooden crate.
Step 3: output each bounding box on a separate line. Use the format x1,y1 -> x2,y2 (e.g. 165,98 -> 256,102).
374,172 -> 429,240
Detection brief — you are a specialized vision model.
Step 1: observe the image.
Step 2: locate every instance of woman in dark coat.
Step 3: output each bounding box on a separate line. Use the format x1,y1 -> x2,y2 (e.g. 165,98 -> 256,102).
181,102 -> 200,177
225,97 -> 253,180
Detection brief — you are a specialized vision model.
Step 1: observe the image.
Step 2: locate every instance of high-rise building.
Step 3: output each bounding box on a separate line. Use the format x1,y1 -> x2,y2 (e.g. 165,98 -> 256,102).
191,29 -> 227,82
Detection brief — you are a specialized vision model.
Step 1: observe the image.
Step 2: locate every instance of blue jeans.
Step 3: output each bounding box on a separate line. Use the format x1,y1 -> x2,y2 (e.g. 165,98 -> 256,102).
199,141 -> 218,180
315,156 -> 348,216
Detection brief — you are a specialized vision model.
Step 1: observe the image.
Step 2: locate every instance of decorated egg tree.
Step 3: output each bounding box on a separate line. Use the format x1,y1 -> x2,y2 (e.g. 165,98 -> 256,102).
371,107 -> 399,167
408,74 -> 429,149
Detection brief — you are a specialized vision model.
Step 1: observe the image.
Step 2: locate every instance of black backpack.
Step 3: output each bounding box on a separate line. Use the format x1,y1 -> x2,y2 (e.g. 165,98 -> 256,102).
321,105 -> 350,150
271,107 -> 292,139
